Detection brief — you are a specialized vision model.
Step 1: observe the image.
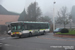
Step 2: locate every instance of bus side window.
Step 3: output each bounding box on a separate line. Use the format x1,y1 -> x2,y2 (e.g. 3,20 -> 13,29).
18,25 -> 21,30
12,26 -> 16,30
38,24 -> 41,29
25,25 -> 28,30
8,25 -> 11,30
40,24 -> 43,29
22,26 -> 24,30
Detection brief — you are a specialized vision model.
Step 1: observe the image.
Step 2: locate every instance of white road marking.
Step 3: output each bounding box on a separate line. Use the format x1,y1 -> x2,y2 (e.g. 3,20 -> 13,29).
35,36 -> 38,38
7,37 -> 12,39
4,43 -> 22,48
38,37 -> 75,42
0,38 -> 6,40
0,37 -> 12,40
4,44 -> 10,46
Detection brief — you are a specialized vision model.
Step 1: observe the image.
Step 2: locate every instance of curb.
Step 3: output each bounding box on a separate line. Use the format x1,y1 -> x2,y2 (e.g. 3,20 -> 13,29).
0,34 -> 10,37
54,34 -> 75,38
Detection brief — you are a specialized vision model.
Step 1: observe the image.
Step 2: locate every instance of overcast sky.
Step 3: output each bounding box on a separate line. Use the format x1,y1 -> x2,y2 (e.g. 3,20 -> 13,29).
1,0 -> 75,16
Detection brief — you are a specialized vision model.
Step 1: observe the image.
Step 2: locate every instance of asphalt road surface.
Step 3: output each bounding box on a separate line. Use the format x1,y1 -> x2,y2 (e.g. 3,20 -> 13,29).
0,33 -> 75,50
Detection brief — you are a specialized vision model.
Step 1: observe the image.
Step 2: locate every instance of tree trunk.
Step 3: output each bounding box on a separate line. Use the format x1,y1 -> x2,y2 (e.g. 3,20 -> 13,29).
64,22 -> 65,28
70,21 -> 72,29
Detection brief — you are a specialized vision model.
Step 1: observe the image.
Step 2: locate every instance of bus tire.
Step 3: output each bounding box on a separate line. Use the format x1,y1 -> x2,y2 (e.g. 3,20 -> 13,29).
19,35 -> 22,38
29,32 -> 32,37
42,31 -> 46,35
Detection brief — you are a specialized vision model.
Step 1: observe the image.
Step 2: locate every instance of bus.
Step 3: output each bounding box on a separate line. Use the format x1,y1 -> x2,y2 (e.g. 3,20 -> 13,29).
7,21 -> 50,38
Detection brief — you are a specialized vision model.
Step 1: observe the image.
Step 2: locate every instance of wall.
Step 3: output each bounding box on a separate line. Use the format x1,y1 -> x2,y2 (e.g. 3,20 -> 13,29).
0,15 -> 19,25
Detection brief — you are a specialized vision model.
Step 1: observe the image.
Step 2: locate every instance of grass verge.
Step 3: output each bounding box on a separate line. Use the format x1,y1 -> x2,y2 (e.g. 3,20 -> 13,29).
56,30 -> 75,35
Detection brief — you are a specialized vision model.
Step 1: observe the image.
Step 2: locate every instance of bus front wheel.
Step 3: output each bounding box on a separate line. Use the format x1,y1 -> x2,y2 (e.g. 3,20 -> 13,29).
19,35 -> 22,38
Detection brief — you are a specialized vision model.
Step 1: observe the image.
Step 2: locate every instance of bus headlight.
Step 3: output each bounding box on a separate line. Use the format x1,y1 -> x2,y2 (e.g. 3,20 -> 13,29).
11,33 -> 13,35
19,32 -> 22,35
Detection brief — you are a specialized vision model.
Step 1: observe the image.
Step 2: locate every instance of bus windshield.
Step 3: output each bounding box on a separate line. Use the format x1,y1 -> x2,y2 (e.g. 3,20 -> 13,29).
11,23 -> 22,31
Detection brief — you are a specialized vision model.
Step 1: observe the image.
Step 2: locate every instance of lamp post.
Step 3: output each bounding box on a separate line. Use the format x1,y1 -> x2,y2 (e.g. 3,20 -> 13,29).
53,1 -> 56,31
69,14 -> 72,29
70,19 -> 72,29
35,0 -> 37,21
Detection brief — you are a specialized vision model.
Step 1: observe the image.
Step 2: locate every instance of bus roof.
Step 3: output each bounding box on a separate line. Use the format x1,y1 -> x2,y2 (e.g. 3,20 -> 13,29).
10,21 -> 49,24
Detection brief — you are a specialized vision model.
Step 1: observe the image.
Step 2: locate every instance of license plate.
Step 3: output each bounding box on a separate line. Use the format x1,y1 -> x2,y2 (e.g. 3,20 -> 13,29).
13,32 -> 19,34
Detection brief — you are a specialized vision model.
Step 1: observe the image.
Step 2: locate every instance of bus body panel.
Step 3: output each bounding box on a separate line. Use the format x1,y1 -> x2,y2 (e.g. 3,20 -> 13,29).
7,21 -> 50,38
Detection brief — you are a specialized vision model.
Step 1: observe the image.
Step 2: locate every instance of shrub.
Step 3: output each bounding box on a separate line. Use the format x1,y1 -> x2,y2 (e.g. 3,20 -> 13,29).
60,28 -> 69,33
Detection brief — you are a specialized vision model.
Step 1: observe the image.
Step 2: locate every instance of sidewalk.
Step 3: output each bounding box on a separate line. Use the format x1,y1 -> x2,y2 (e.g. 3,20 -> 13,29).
0,34 -> 10,37
54,34 -> 75,38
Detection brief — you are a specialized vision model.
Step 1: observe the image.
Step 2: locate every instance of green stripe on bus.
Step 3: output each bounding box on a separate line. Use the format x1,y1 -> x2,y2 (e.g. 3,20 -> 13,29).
40,29 -> 45,30
29,30 -> 32,31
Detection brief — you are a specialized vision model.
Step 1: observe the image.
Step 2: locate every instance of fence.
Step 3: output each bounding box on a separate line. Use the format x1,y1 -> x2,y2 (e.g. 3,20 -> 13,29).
0,25 -> 8,34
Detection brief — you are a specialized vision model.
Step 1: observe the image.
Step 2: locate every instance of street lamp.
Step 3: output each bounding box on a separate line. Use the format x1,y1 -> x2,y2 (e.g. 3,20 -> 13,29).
53,1 -> 56,31
69,14 -> 72,29
69,18 -> 72,29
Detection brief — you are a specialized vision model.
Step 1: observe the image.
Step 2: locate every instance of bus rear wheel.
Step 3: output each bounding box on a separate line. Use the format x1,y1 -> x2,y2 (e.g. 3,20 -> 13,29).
42,31 -> 46,35
29,33 -> 32,37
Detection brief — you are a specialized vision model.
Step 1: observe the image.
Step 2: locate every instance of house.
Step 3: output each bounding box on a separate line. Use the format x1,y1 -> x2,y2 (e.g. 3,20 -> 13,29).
0,5 -> 20,34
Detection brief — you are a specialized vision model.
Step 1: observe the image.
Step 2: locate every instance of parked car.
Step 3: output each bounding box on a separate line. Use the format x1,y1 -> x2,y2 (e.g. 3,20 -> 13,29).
53,28 -> 63,34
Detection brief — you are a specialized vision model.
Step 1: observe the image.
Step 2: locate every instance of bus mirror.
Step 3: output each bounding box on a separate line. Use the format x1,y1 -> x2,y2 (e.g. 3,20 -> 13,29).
8,25 -> 10,27
22,24 -> 24,26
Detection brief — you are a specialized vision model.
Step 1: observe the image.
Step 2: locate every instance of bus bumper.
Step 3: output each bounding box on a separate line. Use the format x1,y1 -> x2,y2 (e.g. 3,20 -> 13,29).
11,33 -> 29,37
11,34 -> 20,37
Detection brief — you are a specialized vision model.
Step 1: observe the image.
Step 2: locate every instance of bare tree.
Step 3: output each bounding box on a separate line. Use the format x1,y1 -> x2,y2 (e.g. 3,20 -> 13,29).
27,2 -> 42,21
56,7 -> 69,28
18,9 -> 27,21
37,16 -> 52,23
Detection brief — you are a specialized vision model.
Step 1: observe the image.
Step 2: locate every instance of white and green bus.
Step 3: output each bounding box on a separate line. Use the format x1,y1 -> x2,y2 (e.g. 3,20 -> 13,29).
7,21 -> 50,38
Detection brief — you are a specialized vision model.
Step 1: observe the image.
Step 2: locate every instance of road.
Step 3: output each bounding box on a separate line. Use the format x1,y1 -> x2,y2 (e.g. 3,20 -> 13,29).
0,33 -> 75,50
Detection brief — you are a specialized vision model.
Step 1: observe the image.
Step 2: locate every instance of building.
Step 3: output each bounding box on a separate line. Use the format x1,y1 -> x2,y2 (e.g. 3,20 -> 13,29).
0,5 -> 20,34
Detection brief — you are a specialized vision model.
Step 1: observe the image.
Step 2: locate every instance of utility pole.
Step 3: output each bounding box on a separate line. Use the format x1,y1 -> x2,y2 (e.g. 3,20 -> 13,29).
53,1 -> 56,31
35,0 -> 36,21
69,14 -> 72,29
70,19 -> 72,29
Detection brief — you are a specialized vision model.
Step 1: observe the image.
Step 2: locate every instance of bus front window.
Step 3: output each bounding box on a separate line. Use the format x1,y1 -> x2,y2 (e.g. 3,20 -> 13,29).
12,26 -> 16,30
8,25 -> 11,30
11,25 -> 22,31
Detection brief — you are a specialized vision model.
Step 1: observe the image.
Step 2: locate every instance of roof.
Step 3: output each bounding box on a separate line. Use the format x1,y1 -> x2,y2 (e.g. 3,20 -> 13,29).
0,5 -> 19,15
11,21 -> 49,23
